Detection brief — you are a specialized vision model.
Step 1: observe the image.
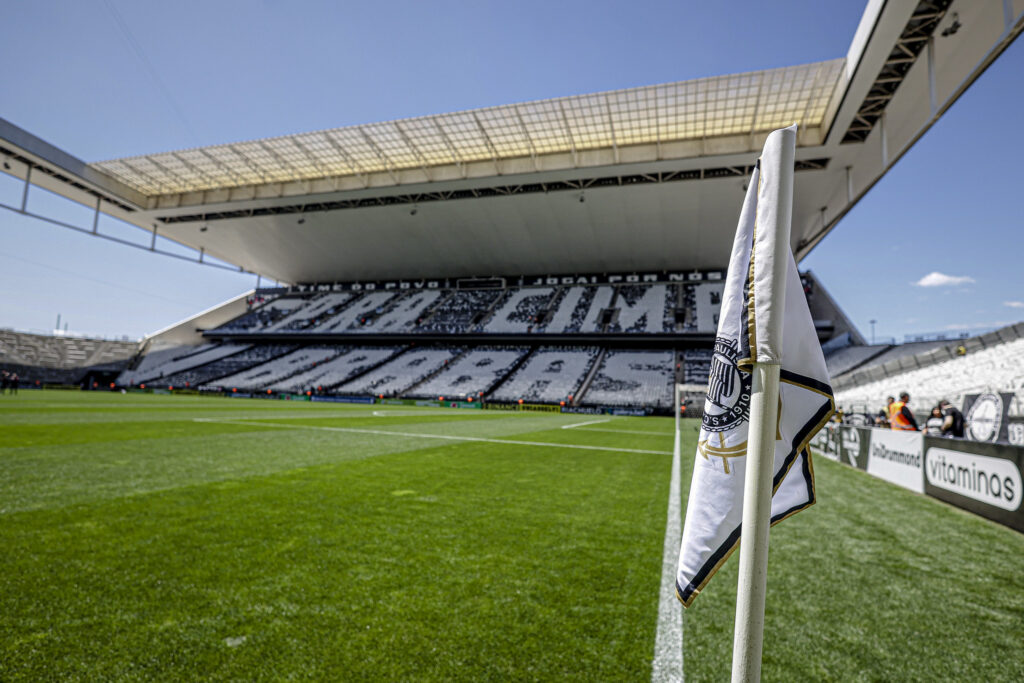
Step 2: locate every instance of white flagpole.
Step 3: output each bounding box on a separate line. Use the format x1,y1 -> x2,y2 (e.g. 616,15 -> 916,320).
730,127 -> 796,683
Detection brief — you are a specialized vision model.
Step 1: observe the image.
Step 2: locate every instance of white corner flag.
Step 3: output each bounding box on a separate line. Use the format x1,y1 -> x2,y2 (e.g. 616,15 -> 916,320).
675,125 -> 834,609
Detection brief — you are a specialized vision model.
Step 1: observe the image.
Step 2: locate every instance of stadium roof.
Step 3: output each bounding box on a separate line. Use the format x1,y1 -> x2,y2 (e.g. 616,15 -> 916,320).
3,0 -> 1023,285
91,60 -> 845,197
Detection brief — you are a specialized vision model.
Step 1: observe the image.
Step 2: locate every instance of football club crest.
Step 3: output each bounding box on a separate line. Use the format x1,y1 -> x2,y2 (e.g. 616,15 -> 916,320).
698,337 -> 752,473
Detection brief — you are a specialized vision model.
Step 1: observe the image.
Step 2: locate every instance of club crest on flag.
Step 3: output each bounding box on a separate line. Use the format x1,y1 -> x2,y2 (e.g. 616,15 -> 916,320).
699,337 -> 752,473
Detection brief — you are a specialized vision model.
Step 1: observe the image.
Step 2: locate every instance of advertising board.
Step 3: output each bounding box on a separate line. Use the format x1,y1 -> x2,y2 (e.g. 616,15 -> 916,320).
866,429 -> 924,493
924,438 -> 1024,532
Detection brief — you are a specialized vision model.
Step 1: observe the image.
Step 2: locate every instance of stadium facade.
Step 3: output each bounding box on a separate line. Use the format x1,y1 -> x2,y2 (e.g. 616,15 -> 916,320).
2,0 -> 1023,415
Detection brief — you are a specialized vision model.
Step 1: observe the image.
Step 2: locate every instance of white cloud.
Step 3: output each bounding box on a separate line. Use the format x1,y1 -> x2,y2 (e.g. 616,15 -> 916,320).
913,272 -> 975,287
1004,301 -> 1024,309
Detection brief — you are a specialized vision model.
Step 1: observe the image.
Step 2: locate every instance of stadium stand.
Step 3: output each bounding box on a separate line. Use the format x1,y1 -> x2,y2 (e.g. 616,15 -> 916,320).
538,286 -> 588,333
213,346 -> 343,390
118,343 -> 249,385
0,329 -> 137,384
408,346 -> 529,399
606,284 -> 673,333
835,336 -> 1024,413
320,292 -> 401,333
336,347 -> 463,396
161,345 -> 295,388
682,348 -> 712,385
351,290 -> 444,333
265,292 -> 355,332
269,346 -> 402,393
482,287 -> 555,333
415,290 -> 502,333
490,346 -> 599,404
692,282 -> 723,333
214,297 -> 307,332
580,350 -> 675,408
823,344 -> 890,378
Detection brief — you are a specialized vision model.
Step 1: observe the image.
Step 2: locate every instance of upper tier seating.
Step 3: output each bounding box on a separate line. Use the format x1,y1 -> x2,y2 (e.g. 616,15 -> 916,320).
692,282 -> 723,333
482,287 -> 555,333
415,291 -> 502,333
213,346 -> 343,390
490,347 -> 599,404
336,348 -> 462,396
835,337 -> 1024,412
408,347 -> 529,399
320,292 -> 401,333
215,297 -> 307,332
268,292 -> 355,332
118,343 -> 249,385
270,346 -> 402,392
824,344 -> 889,378
605,284 -> 673,333
348,290 -> 444,333
161,345 -> 294,388
581,350 -> 674,408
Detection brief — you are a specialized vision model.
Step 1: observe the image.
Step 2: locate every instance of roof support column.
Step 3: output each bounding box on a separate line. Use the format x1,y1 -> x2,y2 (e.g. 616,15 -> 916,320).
92,195 -> 102,234
150,225 -> 158,251
20,165 -> 31,211
926,36 -> 937,116
879,111 -> 888,168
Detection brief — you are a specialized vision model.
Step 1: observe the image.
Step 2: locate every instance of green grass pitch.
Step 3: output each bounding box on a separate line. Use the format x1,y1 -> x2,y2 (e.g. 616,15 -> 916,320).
2,391 -> 1023,681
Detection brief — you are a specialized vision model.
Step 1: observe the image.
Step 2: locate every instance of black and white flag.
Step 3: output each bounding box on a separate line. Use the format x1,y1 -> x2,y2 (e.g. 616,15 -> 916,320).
676,125 -> 835,607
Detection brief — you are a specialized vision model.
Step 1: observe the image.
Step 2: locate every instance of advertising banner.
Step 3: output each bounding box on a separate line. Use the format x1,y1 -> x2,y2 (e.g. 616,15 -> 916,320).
962,392 -> 1015,443
923,437 -> 1024,532
311,395 -> 375,404
838,425 -> 871,471
867,429 -> 924,493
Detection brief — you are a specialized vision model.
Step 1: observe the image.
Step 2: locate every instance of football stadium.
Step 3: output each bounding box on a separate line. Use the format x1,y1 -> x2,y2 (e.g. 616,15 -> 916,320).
3,1 -> 1024,680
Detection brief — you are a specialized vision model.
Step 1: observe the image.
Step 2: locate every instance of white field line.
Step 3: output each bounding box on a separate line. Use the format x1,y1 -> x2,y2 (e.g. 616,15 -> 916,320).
651,430 -> 684,682
193,417 -> 671,456
560,418 -> 611,429
571,427 -> 674,436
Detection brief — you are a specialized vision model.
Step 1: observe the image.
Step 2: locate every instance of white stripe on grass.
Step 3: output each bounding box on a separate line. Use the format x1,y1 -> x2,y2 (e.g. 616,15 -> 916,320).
651,429 -> 684,682
194,418 -> 671,456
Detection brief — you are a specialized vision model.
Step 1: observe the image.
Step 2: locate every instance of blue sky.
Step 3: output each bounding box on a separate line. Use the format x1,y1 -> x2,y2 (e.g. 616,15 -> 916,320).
1,1 -> 1021,341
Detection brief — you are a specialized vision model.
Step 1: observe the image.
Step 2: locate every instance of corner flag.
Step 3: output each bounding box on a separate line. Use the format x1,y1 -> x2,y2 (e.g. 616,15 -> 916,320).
675,125 -> 834,608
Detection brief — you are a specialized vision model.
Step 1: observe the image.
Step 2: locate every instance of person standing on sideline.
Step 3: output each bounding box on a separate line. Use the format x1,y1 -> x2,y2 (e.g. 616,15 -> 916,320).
939,399 -> 965,438
890,392 -> 919,431
924,406 -> 944,436
884,396 -> 897,427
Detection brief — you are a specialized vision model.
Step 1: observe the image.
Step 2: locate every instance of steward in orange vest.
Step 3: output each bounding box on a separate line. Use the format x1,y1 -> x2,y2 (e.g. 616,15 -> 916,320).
890,393 -> 919,431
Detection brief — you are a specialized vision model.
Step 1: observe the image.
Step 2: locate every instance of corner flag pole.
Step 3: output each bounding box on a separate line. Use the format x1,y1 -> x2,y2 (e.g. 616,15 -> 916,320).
730,127 -> 796,683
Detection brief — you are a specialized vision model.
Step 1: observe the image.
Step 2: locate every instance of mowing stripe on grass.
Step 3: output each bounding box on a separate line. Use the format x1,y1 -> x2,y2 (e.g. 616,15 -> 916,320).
194,418 -> 671,455
651,430 -> 684,682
